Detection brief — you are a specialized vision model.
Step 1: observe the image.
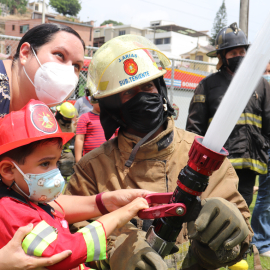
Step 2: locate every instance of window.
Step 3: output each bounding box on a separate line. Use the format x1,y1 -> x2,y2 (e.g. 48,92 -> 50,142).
164,37 -> 171,44
12,25 -> 15,31
119,30 -> 126,36
20,24 -> 29,34
155,38 -> 163,45
35,4 -> 38,11
195,55 -> 203,61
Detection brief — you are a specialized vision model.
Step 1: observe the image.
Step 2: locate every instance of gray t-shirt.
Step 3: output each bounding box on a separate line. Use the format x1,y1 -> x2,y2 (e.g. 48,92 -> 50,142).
74,96 -> 93,117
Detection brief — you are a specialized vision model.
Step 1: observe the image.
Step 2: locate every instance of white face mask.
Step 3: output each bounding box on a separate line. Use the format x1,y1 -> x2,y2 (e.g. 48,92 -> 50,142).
23,47 -> 79,107
12,162 -> 65,203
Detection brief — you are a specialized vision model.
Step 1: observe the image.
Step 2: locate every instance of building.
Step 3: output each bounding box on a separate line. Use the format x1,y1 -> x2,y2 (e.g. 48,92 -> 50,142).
27,1 -> 49,13
145,20 -> 210,58
4,18 -> 94,56
181,44 -> 218,73
93,24 -> 153,47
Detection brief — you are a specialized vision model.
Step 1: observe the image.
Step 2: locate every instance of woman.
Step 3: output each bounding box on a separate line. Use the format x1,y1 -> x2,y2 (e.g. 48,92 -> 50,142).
1,23 -> 85,116
0,23 -> 85,269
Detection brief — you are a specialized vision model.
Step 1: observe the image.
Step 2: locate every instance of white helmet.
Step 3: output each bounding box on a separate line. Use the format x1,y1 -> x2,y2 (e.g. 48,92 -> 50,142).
87,35 -> 171,99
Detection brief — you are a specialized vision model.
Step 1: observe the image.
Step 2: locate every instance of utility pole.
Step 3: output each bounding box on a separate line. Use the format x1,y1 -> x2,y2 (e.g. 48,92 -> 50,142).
239,0 -> 249,39
42,0 -> 45,24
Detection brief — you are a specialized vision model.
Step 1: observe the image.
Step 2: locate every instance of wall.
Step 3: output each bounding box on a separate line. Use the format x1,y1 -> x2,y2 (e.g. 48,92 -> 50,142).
5,18 -> 94,49
48,19 -> 93,47
146,31 -> 199,56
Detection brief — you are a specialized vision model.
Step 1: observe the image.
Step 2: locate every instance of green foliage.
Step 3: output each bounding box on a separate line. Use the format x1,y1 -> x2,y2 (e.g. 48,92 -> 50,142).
100,20 -> 123,26
210,0 -> 227,46
49,0 -> 81,16
0,0 -> 27,15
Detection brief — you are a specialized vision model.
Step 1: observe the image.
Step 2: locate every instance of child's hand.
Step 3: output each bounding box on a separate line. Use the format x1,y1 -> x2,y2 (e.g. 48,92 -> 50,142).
114,197 -> 149,228
98,197 -> 149,236
102,189 -> 153,212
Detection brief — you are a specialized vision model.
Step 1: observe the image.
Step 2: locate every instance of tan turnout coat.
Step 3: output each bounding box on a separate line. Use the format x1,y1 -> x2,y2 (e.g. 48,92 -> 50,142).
66,117 -> 252,269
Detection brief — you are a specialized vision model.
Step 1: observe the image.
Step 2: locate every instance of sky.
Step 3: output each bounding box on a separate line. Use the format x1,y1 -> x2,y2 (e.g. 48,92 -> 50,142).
60,0 -> 269,43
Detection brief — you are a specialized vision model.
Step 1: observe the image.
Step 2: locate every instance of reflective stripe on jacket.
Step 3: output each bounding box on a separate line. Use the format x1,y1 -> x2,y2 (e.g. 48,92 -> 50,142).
22,220 -> 58,256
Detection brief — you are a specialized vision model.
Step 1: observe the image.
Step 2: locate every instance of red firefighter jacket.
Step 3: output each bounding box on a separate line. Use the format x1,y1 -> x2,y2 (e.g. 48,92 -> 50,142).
0,181 -> 106,270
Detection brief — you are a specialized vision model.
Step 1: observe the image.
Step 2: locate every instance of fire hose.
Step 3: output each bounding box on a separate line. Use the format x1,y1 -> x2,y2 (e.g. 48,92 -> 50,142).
138,136 -> 228,257
137,11 -> 270,259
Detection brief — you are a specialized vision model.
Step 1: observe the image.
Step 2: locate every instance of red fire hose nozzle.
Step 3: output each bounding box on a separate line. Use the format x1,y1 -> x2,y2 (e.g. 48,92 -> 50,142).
138,193 -> 187,219
187,136 -> 229,176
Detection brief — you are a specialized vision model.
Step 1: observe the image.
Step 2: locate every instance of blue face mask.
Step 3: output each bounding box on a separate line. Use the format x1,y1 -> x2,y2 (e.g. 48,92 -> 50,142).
263,74 -> 270,83
12,162 -> 65,203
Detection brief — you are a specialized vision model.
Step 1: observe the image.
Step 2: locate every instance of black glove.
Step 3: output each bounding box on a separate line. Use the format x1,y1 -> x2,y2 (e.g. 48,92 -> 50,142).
187,197 -> 250,269
108,223 -> 168,270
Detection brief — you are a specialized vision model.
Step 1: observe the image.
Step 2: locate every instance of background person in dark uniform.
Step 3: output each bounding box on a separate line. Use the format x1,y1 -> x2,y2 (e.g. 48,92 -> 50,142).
186,22 -> 270,207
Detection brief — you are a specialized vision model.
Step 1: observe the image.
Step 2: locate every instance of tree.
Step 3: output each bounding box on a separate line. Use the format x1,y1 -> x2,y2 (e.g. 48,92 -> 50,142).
210,0 -> 227,46
49,0 -> 81,17
0,0 -> 27,15
100,20 -> 123,26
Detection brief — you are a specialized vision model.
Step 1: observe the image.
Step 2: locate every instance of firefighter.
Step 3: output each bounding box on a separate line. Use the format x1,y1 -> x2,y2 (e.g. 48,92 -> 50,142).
55,102 -> 77,178
0,99 -> 151,270
65,35 -> 252,270
186,22 -> 270,207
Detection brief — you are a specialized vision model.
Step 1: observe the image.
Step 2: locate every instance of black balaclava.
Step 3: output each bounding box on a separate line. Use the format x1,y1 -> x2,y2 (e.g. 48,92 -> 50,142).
227,56 -> 244,73
120,92 -> 164,134
99,76 -> 175,140
99,76 -> 175,167
220,47 -> 245,73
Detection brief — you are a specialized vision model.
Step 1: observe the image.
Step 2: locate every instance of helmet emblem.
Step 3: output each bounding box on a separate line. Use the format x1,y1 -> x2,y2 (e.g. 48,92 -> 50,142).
31,104 -> 58,134
123,59 -> 138,76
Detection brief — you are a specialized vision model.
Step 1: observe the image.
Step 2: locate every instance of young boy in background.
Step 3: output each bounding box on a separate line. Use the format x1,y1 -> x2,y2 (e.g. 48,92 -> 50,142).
0,100 -> 149,270
75,100 -> 117,163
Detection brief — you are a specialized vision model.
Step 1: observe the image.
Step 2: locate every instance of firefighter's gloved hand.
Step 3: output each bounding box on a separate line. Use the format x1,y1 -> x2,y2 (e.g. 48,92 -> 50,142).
187,197 -> 250,269
108,223 -> 168,270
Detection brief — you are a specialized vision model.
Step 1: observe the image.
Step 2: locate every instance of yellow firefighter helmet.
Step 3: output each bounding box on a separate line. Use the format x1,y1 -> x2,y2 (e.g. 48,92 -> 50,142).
57,102 -> 78,119
87,34 -> 171,99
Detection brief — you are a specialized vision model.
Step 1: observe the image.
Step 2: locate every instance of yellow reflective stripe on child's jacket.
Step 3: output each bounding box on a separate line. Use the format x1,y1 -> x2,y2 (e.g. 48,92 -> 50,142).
22,220 -> 58,256
78,221 -> 107,262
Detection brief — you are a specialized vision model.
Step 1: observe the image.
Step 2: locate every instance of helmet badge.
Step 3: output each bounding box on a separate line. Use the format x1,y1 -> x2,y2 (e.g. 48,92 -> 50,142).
31,104 -> 58,134
123,59 -> 138,76
230,22 -> 239,34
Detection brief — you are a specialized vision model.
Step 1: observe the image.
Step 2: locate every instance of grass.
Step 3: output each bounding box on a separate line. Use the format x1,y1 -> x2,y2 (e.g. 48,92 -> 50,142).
220,177 -> 270,269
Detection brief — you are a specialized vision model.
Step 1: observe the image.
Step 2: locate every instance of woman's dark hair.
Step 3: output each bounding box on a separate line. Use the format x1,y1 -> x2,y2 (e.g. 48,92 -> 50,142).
13,23 -> 85,62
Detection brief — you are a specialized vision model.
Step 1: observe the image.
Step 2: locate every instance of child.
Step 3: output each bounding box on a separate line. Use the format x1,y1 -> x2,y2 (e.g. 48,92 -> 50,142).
0,100 -> 149,270
75,99 -> 116,163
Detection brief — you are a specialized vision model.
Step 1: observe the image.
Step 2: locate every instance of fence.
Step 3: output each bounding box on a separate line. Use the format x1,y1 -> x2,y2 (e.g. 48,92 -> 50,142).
0,34 -> 216,129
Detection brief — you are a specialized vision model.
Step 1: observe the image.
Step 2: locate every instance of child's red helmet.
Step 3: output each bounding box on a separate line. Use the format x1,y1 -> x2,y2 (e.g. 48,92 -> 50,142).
0,100 -> 74,155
